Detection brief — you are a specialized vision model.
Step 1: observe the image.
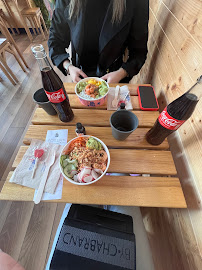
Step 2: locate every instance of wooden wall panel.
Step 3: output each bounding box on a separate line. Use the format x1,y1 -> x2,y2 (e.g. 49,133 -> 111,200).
132,0 -> 202,269
148,7 -> 202,202
149,3 -> 202,196
163,0 -> 202,46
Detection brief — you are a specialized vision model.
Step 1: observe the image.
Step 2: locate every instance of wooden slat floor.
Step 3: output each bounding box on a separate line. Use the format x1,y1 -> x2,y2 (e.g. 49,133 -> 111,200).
0,34 -> 69,269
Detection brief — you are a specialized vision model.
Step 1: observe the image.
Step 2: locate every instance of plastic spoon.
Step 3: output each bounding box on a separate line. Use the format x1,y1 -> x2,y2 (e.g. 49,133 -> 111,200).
112,85 -> 120,108
32,149 -> 44,178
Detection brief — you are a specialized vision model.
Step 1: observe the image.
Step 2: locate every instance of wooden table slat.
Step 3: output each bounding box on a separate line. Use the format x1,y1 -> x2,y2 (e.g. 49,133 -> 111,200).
68,94 -> 140,110
0,172 -> 187,208
23,125 -> 169,150
64,83 -> 151,95
13,146 -> 177,175
32,108 -> 159,128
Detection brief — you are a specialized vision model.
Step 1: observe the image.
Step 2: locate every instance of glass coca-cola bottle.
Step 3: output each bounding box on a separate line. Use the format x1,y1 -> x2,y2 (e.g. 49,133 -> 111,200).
146,75 -> 202,145
31,44 -> 74,122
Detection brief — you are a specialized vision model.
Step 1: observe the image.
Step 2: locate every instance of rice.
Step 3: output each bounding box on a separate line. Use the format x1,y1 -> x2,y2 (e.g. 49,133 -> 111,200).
78,90 -> 100,100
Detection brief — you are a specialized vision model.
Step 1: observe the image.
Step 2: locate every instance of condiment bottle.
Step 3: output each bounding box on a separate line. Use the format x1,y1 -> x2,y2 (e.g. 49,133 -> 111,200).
76,122 -> 86,136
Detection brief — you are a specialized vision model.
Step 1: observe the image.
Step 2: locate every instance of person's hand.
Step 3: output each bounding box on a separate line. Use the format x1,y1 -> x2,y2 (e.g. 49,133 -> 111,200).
101,68 -> 128,83
68,65 -> 88,83
0,251 -> 25,270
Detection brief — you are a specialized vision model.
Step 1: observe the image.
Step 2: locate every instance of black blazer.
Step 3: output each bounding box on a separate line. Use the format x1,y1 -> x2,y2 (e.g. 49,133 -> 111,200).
48,0 -> 149,78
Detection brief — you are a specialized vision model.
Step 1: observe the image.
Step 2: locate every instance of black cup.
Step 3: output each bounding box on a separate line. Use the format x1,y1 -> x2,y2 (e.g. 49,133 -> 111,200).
33,88 -> 57,115
110,104 -> 139,140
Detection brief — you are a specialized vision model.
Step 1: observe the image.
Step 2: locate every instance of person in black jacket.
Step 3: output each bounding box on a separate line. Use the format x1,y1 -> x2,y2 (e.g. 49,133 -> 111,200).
48,0 -> 149,83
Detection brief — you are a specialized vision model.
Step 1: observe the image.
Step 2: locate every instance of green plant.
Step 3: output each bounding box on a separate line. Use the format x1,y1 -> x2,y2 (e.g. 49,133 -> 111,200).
33,0 -> 51,28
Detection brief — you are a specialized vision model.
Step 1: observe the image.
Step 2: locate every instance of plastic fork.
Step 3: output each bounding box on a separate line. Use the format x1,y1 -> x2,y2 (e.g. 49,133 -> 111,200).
112,85 -> 120,108
34,151 -> 56,204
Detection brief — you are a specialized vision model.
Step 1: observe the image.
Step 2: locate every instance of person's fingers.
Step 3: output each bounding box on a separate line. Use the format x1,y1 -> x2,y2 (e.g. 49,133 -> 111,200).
100,74 -> 108,80
75,76 -> 81,83
0,252 -> 25,270
79,70 -> 88,78
71,76 -> 77,83
106,77 -> 112,83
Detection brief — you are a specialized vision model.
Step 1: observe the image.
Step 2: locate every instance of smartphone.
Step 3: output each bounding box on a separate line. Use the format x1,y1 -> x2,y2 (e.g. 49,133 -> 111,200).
137,85 -> 159,111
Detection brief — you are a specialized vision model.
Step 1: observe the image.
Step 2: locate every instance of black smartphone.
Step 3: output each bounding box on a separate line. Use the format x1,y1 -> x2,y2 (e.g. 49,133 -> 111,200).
137,85 -> 159,111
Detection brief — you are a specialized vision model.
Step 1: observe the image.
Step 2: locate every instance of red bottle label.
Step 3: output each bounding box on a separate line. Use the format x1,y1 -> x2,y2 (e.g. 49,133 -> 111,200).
158,107 -> 185,130
45,88 -> 66,103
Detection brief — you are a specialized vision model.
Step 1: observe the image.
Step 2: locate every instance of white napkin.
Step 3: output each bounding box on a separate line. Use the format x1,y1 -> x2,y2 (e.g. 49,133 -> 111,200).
46,129 -> 68,145
33,129 -> 68,200
9,139 -> 63,194
107,85 -> 133,110
33,175 -> 63,201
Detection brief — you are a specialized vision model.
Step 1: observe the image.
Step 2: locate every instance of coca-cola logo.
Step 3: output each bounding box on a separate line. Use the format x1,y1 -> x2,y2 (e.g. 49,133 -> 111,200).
45,88 -> 66,103
46,92 -> 65,101
158,108 -> 185,130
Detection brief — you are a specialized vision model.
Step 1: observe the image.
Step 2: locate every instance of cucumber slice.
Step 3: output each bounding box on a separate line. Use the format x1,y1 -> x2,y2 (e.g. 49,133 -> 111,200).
63,164 -> 77,178
62,158 -> 78,169
62,159 -> 69,168
67,158 -> 78,167
60,155 -> 68,166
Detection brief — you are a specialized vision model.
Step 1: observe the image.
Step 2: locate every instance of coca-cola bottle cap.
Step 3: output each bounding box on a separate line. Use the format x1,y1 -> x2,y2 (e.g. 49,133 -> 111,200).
76,122 -> 82,129
120,103 -> 126,110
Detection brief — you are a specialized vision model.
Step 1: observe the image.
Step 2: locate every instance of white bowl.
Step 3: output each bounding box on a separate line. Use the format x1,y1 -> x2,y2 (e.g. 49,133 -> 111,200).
59,135 -> 110,185
75,77 -> 109,107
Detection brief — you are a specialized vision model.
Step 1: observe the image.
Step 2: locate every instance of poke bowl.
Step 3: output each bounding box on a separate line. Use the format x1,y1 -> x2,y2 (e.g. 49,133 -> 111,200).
75,77 -> 109,107
59,135 -> 110,185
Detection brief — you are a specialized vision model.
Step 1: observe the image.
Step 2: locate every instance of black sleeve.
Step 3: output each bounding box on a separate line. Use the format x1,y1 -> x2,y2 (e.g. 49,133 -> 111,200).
48,0 -> 71,75
122,0 -> 149,78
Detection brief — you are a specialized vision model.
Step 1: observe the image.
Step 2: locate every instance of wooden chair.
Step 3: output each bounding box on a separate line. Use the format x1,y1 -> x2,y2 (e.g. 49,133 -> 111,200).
0,14 -> 29,70
0,38 -> 19,85
0,17 -> 29,85
0,8 -> 17,35
14,0 -> 48,41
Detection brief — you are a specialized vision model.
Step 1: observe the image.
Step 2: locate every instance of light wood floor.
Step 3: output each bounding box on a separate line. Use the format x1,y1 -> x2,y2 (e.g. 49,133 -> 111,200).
0,34 -> 71,269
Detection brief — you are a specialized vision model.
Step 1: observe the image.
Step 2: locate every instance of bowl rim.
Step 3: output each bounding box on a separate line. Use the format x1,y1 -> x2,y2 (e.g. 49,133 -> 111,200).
75,77 -> 109,101
59,135 -> 110,185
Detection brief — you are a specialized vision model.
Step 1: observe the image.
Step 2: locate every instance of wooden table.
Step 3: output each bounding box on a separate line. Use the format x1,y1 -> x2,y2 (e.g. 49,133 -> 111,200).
0,83 -> 187,208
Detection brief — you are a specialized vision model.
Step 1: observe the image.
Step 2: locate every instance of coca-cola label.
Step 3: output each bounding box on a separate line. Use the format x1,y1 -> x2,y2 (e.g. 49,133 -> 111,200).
158,107 -> 185,130
45,88 -> 66,103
